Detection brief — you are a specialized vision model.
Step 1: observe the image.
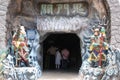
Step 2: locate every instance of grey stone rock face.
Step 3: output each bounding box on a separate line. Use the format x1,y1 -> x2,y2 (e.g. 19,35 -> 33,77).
0,0 -> 10,49
22,1 -> 37,16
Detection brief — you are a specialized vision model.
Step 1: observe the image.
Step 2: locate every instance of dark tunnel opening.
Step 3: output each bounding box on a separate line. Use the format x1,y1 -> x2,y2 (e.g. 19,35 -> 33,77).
43,33 -> 82,73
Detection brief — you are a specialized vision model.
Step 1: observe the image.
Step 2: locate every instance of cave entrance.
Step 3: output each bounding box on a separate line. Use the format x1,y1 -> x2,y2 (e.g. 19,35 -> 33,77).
43,33 -> 82,73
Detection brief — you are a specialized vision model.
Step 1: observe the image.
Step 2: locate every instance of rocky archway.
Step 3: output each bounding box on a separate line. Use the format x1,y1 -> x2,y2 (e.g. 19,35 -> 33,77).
5,0 -> 111,59
42,33 -> 82,72
0,0 -> 119,48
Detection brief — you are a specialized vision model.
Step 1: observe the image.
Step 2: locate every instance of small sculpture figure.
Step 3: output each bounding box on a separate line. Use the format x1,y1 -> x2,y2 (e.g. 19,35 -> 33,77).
100,27 -> 106,41
88,26 -> 108,67
12,26 -> 29,67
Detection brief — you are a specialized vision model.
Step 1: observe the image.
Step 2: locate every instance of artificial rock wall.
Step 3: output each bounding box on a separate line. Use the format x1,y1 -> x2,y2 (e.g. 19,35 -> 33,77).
0,0 -> 119,50
107,0 -> 120,48
0,0 -> 10,49
0,0 -> 120,80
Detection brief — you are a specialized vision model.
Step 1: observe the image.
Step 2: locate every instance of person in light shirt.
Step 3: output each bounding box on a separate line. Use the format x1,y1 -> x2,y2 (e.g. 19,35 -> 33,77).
55,49 -> 62,69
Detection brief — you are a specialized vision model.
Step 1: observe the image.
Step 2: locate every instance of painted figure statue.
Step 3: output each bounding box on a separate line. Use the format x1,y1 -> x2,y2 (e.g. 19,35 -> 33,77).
88,26 -> 108,67
12,26 -> 29,67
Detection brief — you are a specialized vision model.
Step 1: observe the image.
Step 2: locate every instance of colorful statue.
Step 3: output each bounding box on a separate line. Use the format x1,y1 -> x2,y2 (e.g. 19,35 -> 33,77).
12,26 -> 29,67
88,26 -> 108,67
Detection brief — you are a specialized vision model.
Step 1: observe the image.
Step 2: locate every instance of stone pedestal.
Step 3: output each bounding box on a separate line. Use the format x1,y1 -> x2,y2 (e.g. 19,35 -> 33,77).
15,67 -> 38,80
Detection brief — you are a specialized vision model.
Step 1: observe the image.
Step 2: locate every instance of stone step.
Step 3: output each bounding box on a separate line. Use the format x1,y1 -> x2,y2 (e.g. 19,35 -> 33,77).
38,71 -> 79,80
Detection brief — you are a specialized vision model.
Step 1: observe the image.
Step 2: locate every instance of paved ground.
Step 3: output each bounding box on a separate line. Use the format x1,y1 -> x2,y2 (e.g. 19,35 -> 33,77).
39,70 -> 79,80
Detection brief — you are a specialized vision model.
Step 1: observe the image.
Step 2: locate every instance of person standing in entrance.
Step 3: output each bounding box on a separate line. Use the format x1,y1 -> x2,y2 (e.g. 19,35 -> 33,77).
61,48 -> 70,69
55,49 -> 62,69
47,45 -> 57,69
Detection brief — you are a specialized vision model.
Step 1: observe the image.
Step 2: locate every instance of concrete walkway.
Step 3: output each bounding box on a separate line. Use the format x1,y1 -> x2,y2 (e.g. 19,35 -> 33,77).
39,70 -> 79,80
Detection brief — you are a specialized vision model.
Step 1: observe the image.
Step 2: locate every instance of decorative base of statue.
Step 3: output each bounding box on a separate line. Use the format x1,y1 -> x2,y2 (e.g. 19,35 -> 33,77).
88,52 -> 107,67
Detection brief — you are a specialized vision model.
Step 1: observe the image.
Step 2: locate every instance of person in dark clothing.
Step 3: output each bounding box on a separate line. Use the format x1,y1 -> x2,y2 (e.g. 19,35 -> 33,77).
47,46 -> 57,69
61,49 -> 70,69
